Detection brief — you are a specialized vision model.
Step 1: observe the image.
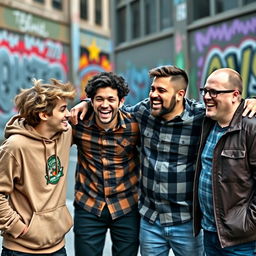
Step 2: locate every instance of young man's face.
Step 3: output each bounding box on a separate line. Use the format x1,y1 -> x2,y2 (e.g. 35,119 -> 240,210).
149,76 -> 178,119
92,87 -> 123,130
46,98 -> 71,134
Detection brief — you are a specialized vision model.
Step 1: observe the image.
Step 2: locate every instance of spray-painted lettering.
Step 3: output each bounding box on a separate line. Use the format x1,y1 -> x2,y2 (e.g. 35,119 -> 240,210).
0,30 -> 68,137
13,10 -> 49,37
191,16 -> 256,98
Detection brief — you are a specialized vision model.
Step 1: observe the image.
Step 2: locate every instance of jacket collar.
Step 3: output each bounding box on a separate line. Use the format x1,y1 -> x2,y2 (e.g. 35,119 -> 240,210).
227,99 -> 244,132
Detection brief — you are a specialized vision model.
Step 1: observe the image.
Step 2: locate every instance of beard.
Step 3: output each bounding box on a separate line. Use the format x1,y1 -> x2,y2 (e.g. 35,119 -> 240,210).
150,95 -> 176,117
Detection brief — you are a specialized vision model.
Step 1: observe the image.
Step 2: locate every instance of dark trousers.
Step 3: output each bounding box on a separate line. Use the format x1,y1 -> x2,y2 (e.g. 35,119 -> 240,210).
1,247 -> 66,256
74,204 -> 140,256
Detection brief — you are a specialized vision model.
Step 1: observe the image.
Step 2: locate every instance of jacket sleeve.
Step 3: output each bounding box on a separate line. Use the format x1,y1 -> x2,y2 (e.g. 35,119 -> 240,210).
0,147 -> 26,238
185,98 -> 206,112
247,127 -> 256,218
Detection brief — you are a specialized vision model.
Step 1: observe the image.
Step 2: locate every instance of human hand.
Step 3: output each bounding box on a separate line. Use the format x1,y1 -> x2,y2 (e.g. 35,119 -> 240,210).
243,98 -> 256,118
70,101 -> 88,125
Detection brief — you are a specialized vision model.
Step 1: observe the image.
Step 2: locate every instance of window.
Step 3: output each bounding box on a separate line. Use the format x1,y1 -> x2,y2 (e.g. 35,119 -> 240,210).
144,0 -> 156,35
52,0 -> 62,10
215,0 -> 239,13
95,0 -> 102,25
193,0 -> 210,20
117,7 -> 126,43
160,0 -> 173,29
80,0 -> 88,20
131,0 -> 140,39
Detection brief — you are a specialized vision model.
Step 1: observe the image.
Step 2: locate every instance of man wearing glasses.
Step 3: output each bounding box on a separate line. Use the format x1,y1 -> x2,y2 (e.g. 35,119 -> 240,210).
193,68 -> 256,255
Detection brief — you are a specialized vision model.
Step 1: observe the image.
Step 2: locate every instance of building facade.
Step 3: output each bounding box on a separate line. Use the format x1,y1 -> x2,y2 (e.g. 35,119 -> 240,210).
112,0 -> 256,105
0,0 -> 111,139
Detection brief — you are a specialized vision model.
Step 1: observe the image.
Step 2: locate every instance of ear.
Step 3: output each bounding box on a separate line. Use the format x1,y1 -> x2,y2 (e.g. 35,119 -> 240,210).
232,90 -> 240,102
119,98 -> 125,108
38,112 -> 48,121
176,90 -> 186,102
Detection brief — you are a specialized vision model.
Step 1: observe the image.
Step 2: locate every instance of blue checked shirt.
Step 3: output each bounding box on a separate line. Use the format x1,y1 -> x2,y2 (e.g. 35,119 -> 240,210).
124,98 -> 205,226
198,123 -> 228,231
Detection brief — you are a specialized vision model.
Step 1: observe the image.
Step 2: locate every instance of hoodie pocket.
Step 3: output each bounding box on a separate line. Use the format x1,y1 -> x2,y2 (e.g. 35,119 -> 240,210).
19,205 -> 73,249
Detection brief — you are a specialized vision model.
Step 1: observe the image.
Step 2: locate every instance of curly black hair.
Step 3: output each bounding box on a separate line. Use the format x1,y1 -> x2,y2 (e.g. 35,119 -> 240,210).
85,72 -> 129,100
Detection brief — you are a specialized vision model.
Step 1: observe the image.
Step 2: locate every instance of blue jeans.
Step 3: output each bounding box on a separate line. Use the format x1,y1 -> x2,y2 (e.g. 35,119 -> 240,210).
204,230 -> 255,256
1,247 -> 66,256
139,218 -> 204,256
74,203 -> 140,256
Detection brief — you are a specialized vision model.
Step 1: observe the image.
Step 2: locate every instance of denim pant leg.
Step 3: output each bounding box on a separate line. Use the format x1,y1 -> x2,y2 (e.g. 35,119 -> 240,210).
168,220 -> 204,256
140,218 -> 204,256
73,204 -> 108,256
140,218 -> 170,256
1,247 -> 67,256
110,207 -> 140,256
204,230 -> 255,256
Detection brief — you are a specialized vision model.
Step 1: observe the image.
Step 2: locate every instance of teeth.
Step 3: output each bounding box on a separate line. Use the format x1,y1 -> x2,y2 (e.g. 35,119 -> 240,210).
100,111 -> 111,114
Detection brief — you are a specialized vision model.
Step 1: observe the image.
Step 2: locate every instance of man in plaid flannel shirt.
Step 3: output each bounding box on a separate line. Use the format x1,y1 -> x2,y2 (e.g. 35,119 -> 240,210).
72,72 -> 140,256
123,66 -> 205,256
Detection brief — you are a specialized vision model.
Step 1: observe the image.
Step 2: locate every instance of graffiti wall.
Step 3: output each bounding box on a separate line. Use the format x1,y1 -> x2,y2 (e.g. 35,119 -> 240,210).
0,5 -> 70,140
189,14 -> 256,98
0,30 -> 69,138
79,31 -> 112,99
115,37 -> 174,105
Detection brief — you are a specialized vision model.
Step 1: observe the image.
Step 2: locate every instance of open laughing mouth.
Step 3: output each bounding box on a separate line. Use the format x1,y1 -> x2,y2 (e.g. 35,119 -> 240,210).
151,100 -> 162,109
99,110 -> 112,118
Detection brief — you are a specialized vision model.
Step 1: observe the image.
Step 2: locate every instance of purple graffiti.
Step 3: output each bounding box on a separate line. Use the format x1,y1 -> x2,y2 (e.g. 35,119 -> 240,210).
195,17 -> 256,52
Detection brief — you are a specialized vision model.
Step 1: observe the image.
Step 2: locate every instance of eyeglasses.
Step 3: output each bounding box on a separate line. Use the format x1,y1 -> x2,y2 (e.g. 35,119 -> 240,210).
200,88 -> 236,98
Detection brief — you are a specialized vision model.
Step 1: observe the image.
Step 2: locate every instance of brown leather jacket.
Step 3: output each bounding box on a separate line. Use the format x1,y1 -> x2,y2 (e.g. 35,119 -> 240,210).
193,100 -> 256,248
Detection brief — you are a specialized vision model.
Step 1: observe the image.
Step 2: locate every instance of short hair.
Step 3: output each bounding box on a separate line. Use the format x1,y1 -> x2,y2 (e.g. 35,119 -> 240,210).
85,72 -> 129,100
149,65 -> 189,90
15,79 -> 76,127
227,69 -> 243,93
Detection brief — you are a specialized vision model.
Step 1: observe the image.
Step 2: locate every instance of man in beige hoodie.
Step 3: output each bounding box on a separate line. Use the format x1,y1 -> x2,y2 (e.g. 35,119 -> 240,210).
0,79 -> 76,256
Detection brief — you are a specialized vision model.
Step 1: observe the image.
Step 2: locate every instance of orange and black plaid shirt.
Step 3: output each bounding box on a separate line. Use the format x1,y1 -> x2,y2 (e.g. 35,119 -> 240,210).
72,110 -> 140,220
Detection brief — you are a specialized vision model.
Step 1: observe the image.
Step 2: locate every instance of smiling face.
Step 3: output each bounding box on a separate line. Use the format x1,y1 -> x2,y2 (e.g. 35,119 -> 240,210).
92,87 -> 123,130
44,98 -> 71,135
149,76 -> 185,120
203,70 -> 241,126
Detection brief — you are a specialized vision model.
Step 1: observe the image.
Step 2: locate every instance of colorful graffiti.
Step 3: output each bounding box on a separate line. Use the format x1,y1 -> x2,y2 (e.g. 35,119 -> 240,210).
191,16 -> 256,98
121,64 -> 151,105
0,29 -> 68,138
79,39 -> 112,99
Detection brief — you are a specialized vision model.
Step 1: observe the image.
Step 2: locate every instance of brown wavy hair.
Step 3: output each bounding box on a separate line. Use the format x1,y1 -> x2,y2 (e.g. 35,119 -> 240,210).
15,79 -> 76,126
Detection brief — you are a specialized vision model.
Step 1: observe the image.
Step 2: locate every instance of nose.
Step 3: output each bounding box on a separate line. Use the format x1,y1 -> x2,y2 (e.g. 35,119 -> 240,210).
101,99 -> 109,107
66,109 -> 71,117
204,90 -> 212,99
150,90 -> 158,98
